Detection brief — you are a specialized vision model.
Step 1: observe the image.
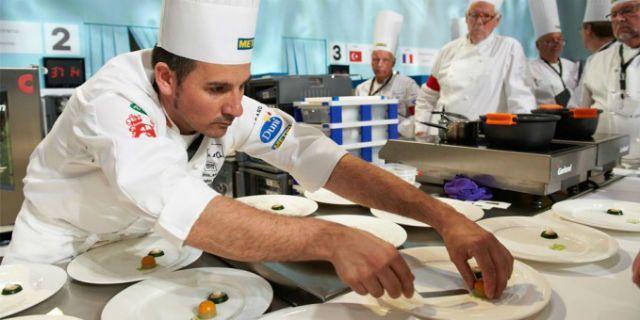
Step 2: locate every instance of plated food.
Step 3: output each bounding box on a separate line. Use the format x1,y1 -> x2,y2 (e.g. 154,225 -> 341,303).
478,216 -> 618,264
552,199 -> 640,232
0,264 -> 68,319
67,235 -> 202,284
102,267 -> 273,320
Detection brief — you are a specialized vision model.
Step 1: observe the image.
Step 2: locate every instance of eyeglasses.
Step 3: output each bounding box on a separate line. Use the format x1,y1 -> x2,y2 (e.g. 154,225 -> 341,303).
606,3 -> 640,20
539,39 -> 566,47
467,12 -> 498,24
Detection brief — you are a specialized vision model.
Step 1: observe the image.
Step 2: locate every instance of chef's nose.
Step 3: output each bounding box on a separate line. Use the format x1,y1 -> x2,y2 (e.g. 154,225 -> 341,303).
222,88 -> 244,117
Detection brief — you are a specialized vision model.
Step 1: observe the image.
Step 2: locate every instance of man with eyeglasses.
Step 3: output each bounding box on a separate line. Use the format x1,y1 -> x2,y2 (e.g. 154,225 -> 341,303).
526,0 -> 579,107
355,11 -> 419,138
415,0 -> 535,137
573,0 -> 640,169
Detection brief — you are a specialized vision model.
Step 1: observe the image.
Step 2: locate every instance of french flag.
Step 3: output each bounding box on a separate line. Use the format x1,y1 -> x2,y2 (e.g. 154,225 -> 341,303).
402,53 -> 414,64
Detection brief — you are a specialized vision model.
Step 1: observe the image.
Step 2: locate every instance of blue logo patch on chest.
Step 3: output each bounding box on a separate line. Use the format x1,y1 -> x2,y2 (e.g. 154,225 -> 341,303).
260,116 -> 284,143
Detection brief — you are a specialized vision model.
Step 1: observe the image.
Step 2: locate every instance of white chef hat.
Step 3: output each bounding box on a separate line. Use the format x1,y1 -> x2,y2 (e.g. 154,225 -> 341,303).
372,10 -> 404,56
529,0 -> 561,40
451,17 -> 468,40
584,0 -> 613,22
468,0 -> 504,12
158,0 -> 260,65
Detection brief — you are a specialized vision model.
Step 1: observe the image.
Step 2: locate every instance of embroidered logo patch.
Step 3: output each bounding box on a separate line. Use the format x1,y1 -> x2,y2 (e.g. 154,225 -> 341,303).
271,125 -> 291,150
126,114 -> 156,138
259,116 -> 283,143
237,38 -> 255,50
129,102 -> 148,115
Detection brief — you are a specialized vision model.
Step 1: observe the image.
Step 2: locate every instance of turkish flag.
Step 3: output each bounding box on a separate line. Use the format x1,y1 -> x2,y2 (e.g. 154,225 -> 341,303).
349,51 -> 362,62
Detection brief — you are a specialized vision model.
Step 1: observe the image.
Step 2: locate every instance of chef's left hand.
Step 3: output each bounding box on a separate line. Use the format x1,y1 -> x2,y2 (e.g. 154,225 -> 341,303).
633,251 -> 640,287
439,211 -> 514,300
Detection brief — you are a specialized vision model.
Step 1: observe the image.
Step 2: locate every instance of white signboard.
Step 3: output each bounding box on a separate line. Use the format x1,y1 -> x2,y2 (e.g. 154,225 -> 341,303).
328,41 -> 347,64
44,23 -> 81,55
345,43 -> 371,65
0,20 -> 42,54
417,48 -> 439,68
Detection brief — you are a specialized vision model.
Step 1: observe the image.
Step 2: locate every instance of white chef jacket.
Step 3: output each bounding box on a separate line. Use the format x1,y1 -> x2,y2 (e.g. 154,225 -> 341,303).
3,49 -> 346,265
414,34 -> 535,134
571,42 -> 640,167
526,58 -> 579,106
355,73 -> 419,118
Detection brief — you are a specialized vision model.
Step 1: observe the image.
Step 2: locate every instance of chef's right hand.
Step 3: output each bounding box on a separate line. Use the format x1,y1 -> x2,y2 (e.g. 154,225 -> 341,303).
328,226 -> 415,299
439,212 -> 514,300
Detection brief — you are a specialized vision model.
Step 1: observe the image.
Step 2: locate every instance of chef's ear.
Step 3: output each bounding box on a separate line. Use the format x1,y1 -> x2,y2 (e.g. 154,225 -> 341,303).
154,62 -> 177,97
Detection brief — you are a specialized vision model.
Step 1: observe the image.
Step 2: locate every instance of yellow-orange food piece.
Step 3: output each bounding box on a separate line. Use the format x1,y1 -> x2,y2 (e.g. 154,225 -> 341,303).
474,280 -> 486,299
140,255 -> 157,269
198,300 -> 217,319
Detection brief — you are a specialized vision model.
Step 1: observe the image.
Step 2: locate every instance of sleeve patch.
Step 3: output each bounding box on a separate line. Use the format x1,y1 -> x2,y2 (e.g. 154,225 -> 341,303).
126,114 -> 157,138
259,115 -> 284,143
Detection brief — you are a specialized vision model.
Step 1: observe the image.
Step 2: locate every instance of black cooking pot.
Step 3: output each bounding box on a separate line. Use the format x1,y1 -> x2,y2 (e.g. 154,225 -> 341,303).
531,105 -> 603,140
479,113 -> 561,150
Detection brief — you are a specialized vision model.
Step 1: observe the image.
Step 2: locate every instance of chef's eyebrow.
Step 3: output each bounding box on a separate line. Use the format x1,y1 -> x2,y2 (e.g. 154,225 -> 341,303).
205,76 -> 251,88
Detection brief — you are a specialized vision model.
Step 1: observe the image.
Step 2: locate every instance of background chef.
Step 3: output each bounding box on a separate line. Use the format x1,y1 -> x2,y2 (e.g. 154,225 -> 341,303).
526,0 -> 579,108
3,0 -> 513,300
355,10 -> 419,138
572,0 -> 640,169
414,0 -> 535,137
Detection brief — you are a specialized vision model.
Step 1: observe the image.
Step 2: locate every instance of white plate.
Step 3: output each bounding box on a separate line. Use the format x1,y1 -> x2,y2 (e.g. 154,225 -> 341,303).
478,216 -> 619,264
7,316 -> 83,320
335,246 -> 551,320
260,303 -> 417,319
67,235 -> 202,284
552,199 -> 640,232
102,267 -> 273,320
236,195 -> 318,216
304,188 -> 356,206
0,264 -> 68,319
370,198 -> 485,228
316,215 -> 407,248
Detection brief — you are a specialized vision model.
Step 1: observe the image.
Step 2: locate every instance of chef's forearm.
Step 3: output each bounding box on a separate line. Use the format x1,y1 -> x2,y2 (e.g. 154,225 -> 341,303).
185,196 -> 340,262
324,154 -> 452,232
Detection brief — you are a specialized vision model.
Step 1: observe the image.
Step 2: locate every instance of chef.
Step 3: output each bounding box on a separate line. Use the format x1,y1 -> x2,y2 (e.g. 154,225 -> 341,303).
414,0 -> 535,137
572,0 -> 640,169
634,251 -> 640,287
582,0 -> 616,55
3,0 -> 513,300
355,10 -> 419,138
526,0 -> 579,107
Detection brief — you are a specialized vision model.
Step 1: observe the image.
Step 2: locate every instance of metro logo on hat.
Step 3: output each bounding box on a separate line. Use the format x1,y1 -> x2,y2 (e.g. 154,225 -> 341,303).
158,0 -> 260,65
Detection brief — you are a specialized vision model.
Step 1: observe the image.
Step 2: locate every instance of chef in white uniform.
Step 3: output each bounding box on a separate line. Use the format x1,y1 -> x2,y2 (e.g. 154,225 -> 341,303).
526,0 -> 579,107
355,10 -> 419,138
572,0 -> 640,168
414,0 -> 535,137
582,0 -> 616,55
3,0 -> 514,300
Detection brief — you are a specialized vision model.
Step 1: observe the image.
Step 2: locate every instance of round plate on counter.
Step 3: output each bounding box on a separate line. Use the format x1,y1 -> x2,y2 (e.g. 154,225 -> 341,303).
260,303 -> 417,320
332,246 -> 552,320
316,215 -> 407,248
236,195 -> 318,216
552,199 -> 640,232
102,267 -> 273,320
67,235 -> 202,284
7,316 -> 83,320
478,216 -> 619,264
370,197 -> 484,228
0,264 -> 67,319
303,188 -> 356,206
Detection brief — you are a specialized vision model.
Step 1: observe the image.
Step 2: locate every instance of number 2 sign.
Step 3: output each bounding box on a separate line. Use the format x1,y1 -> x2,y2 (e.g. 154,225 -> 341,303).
44,23 -> 80,55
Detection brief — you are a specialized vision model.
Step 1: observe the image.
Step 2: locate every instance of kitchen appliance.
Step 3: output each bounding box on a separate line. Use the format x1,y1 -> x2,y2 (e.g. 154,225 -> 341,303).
245,74 -> 353,116
0,67 -> 43,226
532,106 -> 603,139
555,133 -> 630,175
234,153 -> 295,196
479,113 -> 561,150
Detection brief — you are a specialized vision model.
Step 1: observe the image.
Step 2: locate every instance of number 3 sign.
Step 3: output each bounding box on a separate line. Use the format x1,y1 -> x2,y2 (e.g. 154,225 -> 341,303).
44,23 -> 80,55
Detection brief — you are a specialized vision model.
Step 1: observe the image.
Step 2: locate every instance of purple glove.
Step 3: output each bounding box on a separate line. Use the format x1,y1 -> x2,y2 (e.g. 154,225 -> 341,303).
444,176 -> 493,201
